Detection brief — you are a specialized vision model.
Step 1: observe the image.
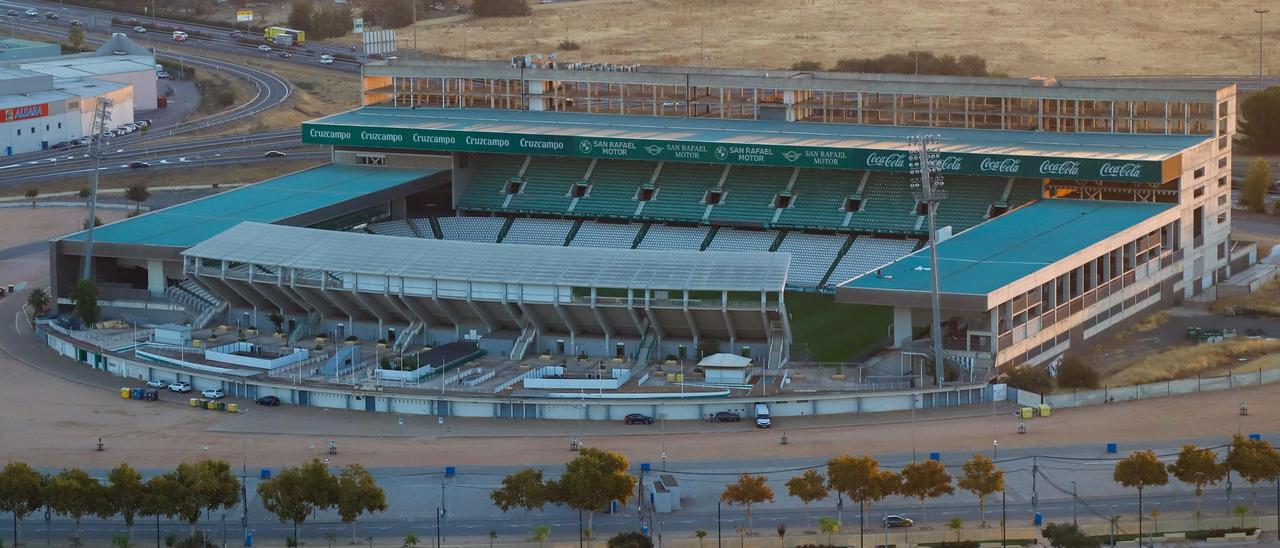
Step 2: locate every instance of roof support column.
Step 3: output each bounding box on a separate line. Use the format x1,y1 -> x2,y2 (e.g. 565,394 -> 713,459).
345,276 -> 390,335
464,283 -> 498,334
196,274 -> 250,310
397,292 -> 436,332
552,299 -> 579,355
430,279 -> 464,340
682,290 -> 700,350
517,300 -> 550,337
590,288 -> 613,351
626,290 -> 646,337
643,289 -> 667,342
285,284 -> 336,319
721,290 -> 737,350
319,275 -> 357,328
219,267 -> 270,318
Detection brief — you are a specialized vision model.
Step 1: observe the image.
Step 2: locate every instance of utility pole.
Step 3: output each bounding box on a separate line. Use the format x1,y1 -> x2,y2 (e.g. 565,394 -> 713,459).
909,134 -> 947,387
1071,480 -> 1078,527
81,97 -> 113,281
1257,8 -> 1270,92
412,0 -> 418,55
1031,455 -> 1038,511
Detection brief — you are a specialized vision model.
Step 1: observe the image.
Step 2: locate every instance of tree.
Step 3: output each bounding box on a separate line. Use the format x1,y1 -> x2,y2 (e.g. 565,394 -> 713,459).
361,0 -> 414,28
720,474 -> 775,531
1041,522 -> 1100,548
71,278 -> 99,327
69,25 -> 85,48
1113,450 -> 1168,544
26,288 -> 50,316
288,0 -> 313,31
1225,433 -> 1280,509
899,459 -> 954,523
816,516 -> 839,545
947,517 -> 963,541
549,448 -> 637,533
24,188 -> 37,207
958,453 -> 1004,527
124,183 -> 150,211
694,530 -> 707,547
785,469 -> 827,526
791,60 -> 824,71
1242,158 -> 1272,213
82,217 -> 102,230
1232,503 -> 1249,528
45,468 -> 105,542
1239,87 -> 1280,153
337,464 -> 386,545
158,460 -> 241,539
491,468 -> 550,523
827,455 -> 900,548
1004,365 -> 1052,394
106,464 -> 147,540
472,0 -> 532,17
257,459 -> 340,543
112,532 -> 131,547
528,525 -> 550,548
1055,355 -> 1099,389
401,532 -> 418,547
1167,444 -> 1226,528
605,531 -> 652,548
0,461 -> 45,548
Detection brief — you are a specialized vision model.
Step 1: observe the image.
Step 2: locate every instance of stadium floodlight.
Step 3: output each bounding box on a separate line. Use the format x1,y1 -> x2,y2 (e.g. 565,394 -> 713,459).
908,134 -> 947,388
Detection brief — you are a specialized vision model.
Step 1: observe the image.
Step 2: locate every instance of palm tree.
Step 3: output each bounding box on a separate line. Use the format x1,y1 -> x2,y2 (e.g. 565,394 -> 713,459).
529,525 -> 551,547
817,516 -> 840,546
695,530 -> 708,547
26,288 -> 49,316
402,532 -> 418,547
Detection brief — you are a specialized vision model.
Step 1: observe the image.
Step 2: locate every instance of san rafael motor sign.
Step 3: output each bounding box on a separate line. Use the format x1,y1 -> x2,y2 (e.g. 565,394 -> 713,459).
302,123 -> 1164,183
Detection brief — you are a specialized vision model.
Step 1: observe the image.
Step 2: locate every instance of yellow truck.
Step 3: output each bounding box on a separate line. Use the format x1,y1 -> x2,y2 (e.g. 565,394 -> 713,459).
264,26 -> 305,46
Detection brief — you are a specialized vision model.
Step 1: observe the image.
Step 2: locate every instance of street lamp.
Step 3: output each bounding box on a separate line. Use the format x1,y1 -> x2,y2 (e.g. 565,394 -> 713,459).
992,439 -> 998,461
1256,8 -> 1270,92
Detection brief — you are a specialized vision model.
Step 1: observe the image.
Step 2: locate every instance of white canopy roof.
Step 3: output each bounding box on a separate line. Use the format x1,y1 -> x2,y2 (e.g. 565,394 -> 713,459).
697,353 -> 753,368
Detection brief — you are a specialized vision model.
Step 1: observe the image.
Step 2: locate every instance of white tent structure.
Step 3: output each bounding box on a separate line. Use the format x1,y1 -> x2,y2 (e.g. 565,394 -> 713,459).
698,353 -> 752,385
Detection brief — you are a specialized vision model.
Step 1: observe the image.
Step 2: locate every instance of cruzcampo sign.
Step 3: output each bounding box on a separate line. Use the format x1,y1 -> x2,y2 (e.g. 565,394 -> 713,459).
302,123 -> 1167,183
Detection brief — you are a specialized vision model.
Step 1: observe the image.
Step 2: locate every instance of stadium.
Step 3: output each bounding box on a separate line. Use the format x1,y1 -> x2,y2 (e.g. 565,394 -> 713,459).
41,61 -> 1242,418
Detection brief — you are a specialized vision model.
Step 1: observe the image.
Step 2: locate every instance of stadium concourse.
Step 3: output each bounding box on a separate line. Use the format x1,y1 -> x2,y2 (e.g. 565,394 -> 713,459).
45,64 -> 1239,406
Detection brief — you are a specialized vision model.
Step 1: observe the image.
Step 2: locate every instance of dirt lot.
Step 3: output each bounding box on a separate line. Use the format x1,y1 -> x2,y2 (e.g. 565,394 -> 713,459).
380,0 -> 1274,76
0,159 -> 326,198
0,208 -> 126,286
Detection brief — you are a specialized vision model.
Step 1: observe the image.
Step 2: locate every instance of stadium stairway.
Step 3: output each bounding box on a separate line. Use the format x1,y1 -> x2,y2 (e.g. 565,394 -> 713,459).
711,166 -> 794,226
642,162 -> 723,222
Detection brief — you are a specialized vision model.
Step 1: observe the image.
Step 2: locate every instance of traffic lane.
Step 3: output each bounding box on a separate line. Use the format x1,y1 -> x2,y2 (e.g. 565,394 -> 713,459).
0,150 -> 326,188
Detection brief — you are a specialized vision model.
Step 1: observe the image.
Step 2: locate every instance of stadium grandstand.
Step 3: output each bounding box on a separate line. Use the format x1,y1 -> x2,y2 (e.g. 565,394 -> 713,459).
49,61 -> 1239,377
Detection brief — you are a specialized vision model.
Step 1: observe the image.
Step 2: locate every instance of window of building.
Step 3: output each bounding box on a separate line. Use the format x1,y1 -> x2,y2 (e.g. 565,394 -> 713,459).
15,129 -> 19,135
1219,176 -> 1228,188
1217,212 -> 1227,224
1219,101 -> 1229,117
1193,186 -> 1204,198
1193,167 -> 1205,179
1218,194 -> 1227,206
1218,156 -> 1228,168
56,122 -> 61,129
1193,206 -> 1204,245
44,124 -> 49,131
1219,135 -> 1228,150
1218,242 -> 1226,261
630,184 -> 651,201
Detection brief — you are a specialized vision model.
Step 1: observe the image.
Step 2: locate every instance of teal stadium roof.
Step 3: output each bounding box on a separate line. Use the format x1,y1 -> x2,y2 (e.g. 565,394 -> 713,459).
837,199 -> 1174,297
62,164 -> 438,248
302,107 -> 1207,183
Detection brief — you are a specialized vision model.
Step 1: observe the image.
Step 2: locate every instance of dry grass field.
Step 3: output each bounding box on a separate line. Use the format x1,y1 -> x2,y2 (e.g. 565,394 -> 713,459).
400,0 -> 1274,76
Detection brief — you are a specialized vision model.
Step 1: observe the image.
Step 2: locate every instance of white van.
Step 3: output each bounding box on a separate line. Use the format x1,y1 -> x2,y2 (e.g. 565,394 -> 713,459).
754,403 -> 771,428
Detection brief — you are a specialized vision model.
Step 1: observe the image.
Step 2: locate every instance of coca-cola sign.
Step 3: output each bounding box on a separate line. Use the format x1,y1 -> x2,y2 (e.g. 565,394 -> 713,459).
866,152 -> 906,168
1098,162 -> 1142,178
939,156 -> 962,171
979,158 -> 1021,174
1039,160 -> 1081,176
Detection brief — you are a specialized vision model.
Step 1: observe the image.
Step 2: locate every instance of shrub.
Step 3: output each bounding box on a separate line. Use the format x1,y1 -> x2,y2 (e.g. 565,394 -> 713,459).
1055,355 -> 1100,389
558,39 -> 581,51
606,532 -> 653,548
935,542 -> 980,548
833,51 -> 989,76
1239,87 -> 1280,153
473,0 -> 532,17
791,60 -> 824,71
1003,365 -> 1052,394
1041,522 -> 1100,548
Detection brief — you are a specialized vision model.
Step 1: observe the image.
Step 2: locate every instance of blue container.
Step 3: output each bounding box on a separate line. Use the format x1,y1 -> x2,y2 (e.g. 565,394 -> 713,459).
260,468 -> 271,479
1034,512 -> 1043,525
641,462 -> 651,472
1249,433 -> 1262,441
1106,442 -> 1117,454
445,466 -> 456,478
244,532 -> 253,547
131,388 -> 143,400
929,452 -> 940,461
641,524 -> 649,537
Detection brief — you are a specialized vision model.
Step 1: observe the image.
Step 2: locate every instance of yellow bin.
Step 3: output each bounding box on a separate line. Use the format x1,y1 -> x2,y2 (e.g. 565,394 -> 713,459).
666,373 -> 675,382
1038,404 -> 1052,417
226,403 -> 239,413
189,398 -> 199,407
1019,407 -> 1034,419
120,387 -> 132,399
206,401 -> 218,410
675,373 -> 685,382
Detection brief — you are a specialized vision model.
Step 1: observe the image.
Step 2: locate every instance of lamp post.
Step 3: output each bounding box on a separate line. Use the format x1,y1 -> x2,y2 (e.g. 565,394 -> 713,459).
908,134 -> 948,387
1257,8 -> 1271,92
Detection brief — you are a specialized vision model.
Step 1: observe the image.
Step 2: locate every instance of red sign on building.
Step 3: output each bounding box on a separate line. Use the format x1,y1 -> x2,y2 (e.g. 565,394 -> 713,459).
2,103 -> 48,122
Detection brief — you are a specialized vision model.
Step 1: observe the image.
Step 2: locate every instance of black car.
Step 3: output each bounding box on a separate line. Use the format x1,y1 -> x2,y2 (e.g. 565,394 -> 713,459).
256,395 -> 281,406
6,10 -> 16,17
70,20 -> 82,26
127,161 -> 150,169
623,413 -> 654,425
45,12 -> 57,20
712,411 -> 741,423
882,515 -> 914,528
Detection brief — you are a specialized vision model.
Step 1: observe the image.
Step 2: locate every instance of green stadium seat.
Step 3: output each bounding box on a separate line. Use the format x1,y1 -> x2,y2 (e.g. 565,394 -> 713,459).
778,169 -> 859,229
456,154 -> 526,212
573,160 -> 656,218
642,162 -> 723,222
710,166 -> 793,225
848,172 -> 918,234
506,157 -> 591,214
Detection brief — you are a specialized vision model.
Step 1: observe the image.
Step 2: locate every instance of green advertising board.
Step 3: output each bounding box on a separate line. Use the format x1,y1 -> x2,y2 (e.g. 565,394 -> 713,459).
302,122 -> 1166,183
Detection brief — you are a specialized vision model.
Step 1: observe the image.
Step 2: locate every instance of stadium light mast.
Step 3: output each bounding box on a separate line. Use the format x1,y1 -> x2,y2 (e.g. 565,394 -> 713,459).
1257,8 -> 1270,92
909,134 -> 947,388
81,97 -> 113,281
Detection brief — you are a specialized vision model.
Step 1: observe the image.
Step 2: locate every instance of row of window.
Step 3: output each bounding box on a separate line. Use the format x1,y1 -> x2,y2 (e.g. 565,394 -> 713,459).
14,121 -> 63,136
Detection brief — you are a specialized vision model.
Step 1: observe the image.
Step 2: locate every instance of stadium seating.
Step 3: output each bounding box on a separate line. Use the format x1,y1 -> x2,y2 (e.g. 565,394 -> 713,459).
569,221 -> 642,248
825,236 -> 919,287
847,172 -> 918,234
502,217 -> 575,246
457,154 -> 526,212
438,217 -> 506,242
775,232 -> 849,288
637,224 -> 710,250
367,219 -> 417,238
571,160 -> 657,218
710,166 -> 794,225
506,157 -> 591,214
411,218 -> 435,238
642,162 -> 723,222
777,169 -> 860,229
705,228 -> 777,252
933,176 -> 1008,232
1005,178 -> 1044,208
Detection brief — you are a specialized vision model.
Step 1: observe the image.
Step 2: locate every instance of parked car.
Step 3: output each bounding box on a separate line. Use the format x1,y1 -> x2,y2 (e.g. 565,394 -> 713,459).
318,54 -> 334,65
277,51 -> 293,58
256,395 -> 281,406
201,388 -> 226,399
6,10 -> 16,17
127,161 -> 150,168
712,411 -> 740,423
623,413 -> 654,425
136,119 -> 151,128
146,379 -> 169,388
754,403 -> 771,428
70,20 -> 82,26
168,381 -> 192,393
24,9 -> 39,17
257,45 -> 272,52
132,26 -> 147,33
263,150 -> 287,158
51,141 -> 70,150
882,515 -> 914,528
367,52 -> 384,60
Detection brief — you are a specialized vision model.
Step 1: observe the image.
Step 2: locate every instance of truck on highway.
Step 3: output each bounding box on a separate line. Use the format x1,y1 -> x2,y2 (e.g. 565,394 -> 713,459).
264,26 -> 305,46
